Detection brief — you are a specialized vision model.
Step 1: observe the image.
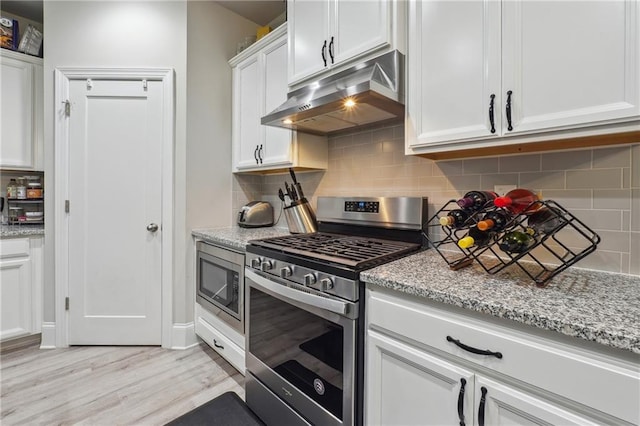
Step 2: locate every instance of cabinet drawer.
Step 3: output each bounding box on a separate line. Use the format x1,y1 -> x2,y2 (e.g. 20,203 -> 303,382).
196,315 -> 245,375
0,238 -> 30,259
367,289 -> 640,424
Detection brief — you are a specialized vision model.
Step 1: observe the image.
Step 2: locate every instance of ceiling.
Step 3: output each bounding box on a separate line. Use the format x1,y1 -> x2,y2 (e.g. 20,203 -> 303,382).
0,1 -> 285,27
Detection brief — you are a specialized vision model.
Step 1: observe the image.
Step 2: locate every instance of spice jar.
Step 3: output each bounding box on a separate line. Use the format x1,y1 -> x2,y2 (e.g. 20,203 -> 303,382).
8,206 -> 24,223
6,179 -> 17,199
26,182 -> 43,199
16,178 -> 27,200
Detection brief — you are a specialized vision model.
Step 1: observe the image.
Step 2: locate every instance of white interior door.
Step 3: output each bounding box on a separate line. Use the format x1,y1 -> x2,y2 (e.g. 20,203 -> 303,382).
67,78 -> 163,345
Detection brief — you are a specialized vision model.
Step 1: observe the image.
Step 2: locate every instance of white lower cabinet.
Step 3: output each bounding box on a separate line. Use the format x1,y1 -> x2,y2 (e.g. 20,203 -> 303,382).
0,237 -> 43,341
195,303 -> 245,375
365,288 -> 639,425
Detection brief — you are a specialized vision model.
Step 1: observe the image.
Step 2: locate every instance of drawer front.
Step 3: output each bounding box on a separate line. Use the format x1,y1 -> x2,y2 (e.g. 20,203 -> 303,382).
0,238 -> 30,259
367,289 -> 639,424
196,315 -> 245,375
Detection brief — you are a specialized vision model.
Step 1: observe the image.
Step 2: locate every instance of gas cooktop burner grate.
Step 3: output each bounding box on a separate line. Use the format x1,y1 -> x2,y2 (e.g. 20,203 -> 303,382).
250,232 -> 420,269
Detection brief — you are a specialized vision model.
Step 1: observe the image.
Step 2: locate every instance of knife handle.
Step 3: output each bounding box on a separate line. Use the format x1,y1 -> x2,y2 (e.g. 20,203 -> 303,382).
289,167 -> 298,184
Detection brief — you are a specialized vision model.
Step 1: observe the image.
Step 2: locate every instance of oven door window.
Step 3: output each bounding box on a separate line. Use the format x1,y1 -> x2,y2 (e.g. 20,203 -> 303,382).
249,287 -> 344,420
198,252 -> 240,319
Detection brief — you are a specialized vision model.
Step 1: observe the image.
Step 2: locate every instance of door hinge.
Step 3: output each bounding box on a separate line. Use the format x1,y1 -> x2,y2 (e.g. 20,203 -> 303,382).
62,100 -> 71,117
65,297 -> 69,311
65,200 -> 70,213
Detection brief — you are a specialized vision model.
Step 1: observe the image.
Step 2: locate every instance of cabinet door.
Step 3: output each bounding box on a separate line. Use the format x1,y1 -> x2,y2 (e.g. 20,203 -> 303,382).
502,0 -> 639,135
288,0 -> 331,85
331,0 -> 390,67
406,0 -> 501,148
0,239 -> 32,340
233,56 -> 262,170
475,376 -> 600,426
366,330 -> 475,426
262,37 -> 294,167
0,56 -> 34,169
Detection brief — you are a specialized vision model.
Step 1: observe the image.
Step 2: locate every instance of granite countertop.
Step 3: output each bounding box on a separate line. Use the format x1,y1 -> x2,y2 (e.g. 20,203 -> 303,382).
1,224 -> 45,238
192,226 -> 290,251
361,250 -> 640,354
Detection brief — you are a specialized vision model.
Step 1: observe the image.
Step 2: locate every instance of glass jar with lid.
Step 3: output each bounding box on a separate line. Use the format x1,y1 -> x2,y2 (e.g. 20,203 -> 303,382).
16,177 -> 27,200
8,206 -> 24,223
6,179 -> 17,199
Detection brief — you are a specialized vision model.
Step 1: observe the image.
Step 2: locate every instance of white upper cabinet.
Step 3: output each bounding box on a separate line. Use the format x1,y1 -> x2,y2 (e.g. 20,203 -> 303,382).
406,0 -> 640,157
288,0 -> 402,87
231,25 -> 328,173
1,50 -> 44,170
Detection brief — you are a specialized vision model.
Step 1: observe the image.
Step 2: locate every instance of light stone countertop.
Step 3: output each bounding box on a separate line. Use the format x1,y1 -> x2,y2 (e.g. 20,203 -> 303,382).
1,224 -> 45,238
191,227 -> 640,354
192,226 -> 290,251
361,249 -> 640,354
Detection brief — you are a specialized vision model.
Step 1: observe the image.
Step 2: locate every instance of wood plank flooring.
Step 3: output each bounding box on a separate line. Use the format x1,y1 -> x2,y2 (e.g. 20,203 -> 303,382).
0,342 -> 244,425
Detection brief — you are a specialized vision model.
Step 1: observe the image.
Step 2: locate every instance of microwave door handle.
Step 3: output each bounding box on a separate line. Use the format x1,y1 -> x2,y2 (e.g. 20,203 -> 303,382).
246,269 -> 350,316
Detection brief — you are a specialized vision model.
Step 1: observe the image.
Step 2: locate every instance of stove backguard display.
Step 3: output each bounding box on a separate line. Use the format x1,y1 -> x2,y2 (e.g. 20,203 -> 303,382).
344,201 -> 379,213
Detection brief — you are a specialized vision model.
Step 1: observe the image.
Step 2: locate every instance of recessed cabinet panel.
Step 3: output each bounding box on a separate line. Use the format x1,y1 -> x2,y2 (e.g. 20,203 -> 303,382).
503,0 -> 639,134
288,0 -> 330,85
407,0 -> 500,147
1,55 -> 34,168
332,1 -> 390,66
235,57 -> 261,169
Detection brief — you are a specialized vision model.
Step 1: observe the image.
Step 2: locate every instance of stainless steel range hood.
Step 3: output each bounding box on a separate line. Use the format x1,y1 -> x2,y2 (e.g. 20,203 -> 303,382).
261,50 -> 404,136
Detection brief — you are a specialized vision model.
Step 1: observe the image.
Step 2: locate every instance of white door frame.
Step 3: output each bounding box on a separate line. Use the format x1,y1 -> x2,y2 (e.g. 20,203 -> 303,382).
54,68 -> 175,348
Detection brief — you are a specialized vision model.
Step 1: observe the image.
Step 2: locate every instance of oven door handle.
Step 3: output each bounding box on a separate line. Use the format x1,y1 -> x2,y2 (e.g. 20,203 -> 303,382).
246,269 -> 351,316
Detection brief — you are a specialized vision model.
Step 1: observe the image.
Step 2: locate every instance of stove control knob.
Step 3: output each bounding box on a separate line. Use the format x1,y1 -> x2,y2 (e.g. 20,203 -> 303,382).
320,278 -> 334,291
280,266 -> 293,278
251,257 -> 261,269
260,260 -> 274,272
303,273 -> 317,287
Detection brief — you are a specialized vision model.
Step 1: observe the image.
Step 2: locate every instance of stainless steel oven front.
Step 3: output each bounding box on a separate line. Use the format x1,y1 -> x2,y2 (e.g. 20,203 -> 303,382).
245,268 -> 359,426
196,241 -> 244,334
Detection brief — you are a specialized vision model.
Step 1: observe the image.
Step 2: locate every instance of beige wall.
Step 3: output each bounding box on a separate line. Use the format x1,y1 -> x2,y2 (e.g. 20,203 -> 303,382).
241,123 -> 640,276
185,2 -> 258,320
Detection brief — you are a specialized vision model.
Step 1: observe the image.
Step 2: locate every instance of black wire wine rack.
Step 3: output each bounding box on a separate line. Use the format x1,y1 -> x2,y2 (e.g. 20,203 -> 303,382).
422,199 -> 601,286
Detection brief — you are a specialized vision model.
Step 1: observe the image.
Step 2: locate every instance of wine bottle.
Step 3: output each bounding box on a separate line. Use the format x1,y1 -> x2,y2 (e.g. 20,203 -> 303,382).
477,210 -> 513,232
493,188 -> 541,214
457,226 -> 494,249
439,209 -> 471,229
456,190 -> 498,212
498,230 -> 536,254
527,206 -> 565,234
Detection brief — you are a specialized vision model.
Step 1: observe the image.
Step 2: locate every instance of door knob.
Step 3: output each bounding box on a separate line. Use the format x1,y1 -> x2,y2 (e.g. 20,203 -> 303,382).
147,223 -> 159,232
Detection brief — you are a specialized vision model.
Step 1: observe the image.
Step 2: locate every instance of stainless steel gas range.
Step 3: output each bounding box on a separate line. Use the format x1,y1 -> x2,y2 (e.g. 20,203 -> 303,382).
244,196 -> 428,426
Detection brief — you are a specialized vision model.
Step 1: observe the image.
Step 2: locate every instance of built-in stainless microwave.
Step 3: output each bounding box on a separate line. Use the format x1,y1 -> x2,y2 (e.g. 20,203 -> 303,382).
196,241 -> 244,334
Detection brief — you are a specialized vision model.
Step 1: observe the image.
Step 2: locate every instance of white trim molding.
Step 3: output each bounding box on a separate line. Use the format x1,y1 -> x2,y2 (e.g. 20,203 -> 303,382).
53,67 -> 175,348
171,322 -> 199,350
39,322 -> 56,349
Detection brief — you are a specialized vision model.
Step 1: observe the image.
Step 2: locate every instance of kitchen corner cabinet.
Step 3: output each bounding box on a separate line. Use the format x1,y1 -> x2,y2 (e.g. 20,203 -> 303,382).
405,0 -> 640,158
0,237 -> 43,341
231,25 -> 328,174
0,49 -> 44,170
365,288 -> 639,426
287,0 -> 405,88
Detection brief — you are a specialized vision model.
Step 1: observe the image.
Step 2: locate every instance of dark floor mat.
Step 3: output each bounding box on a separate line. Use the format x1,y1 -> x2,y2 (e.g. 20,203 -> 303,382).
165,391 -> 264,426
274,360 -> 342,420
299,328 -> 343,372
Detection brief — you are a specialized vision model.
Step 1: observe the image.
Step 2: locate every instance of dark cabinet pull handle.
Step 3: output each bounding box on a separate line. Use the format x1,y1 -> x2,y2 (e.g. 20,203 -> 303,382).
254,145 -> 259,164
478,386 -> 488,426
446,336 -> 503,359
457,378 -> 467,426
329,36 -> 335,64
258,144 -> 263,164
489,94 -> 496,134
506,90 -> 513,131
321,40 -> 327,66
213,339 -> 224,349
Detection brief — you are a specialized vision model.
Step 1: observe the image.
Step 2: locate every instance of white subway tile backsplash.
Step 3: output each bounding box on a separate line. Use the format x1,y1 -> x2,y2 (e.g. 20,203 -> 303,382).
246,126 -> 638,276
463,157 -> 500,174
592,146 -> 631,168
499,154 -> 541,173
541,150 -> 592,171
566,169 -> 623,189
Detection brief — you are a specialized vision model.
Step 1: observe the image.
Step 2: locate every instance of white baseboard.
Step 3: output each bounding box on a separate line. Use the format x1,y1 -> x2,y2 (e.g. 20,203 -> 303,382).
40,322 -> 56,349
171,322 -> 198,350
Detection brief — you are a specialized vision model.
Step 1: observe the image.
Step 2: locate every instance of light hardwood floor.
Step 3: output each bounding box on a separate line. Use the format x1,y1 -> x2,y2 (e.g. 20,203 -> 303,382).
0,342 -> 244,425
